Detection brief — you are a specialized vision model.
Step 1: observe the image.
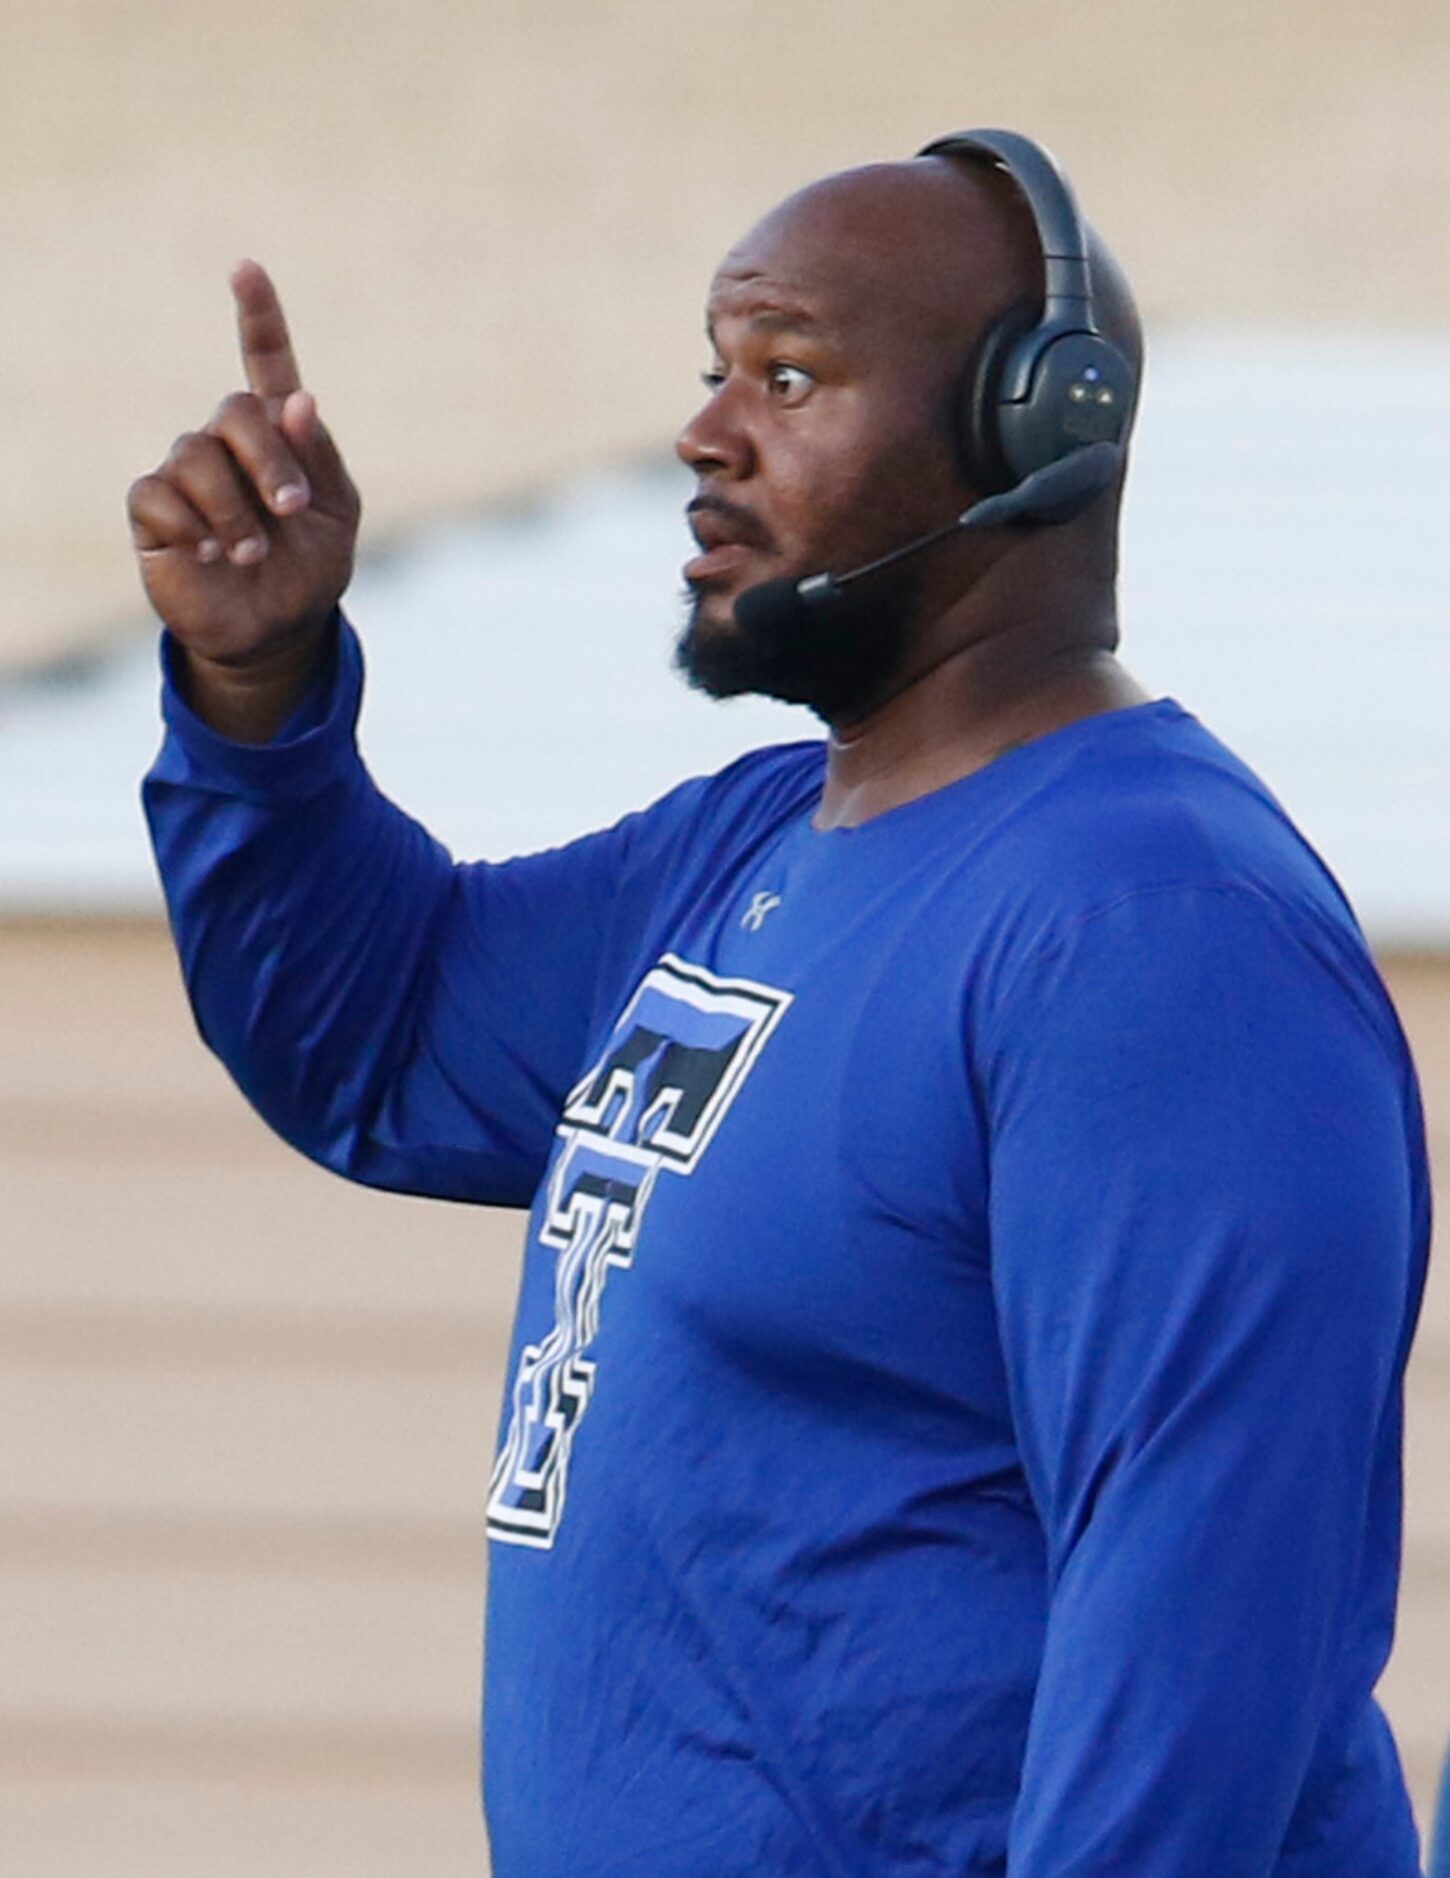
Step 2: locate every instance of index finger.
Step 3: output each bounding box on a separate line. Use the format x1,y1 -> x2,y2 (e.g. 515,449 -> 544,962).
231,258 -> 302,407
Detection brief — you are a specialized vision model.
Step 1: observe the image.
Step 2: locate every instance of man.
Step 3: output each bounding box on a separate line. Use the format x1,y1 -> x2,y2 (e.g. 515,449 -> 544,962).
132,136 -> 1428,1874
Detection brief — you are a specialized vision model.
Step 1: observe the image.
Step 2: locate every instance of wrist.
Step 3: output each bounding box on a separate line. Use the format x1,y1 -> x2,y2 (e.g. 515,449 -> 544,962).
177,611 -> 338,744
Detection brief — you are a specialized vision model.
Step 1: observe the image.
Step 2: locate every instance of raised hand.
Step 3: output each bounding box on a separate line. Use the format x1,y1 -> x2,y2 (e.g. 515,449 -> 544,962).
128,261 -> 362,738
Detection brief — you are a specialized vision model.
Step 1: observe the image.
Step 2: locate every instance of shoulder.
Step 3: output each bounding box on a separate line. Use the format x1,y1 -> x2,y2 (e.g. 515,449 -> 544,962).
962,702 -> 1407,1061
984,701 -> 1357,941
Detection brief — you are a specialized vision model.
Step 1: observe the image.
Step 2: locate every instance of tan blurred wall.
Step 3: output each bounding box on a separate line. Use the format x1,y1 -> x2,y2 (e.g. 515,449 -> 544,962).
2,921 -> 1448,1875
2,0 -> 1448,672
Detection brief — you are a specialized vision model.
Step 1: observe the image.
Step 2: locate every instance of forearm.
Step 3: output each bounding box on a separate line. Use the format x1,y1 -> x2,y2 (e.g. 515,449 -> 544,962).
144,633 -> 460,1184
1010,1442 -> 1380,1873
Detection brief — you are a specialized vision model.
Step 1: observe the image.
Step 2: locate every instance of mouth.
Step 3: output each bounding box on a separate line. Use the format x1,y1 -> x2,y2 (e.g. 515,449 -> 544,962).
684,496 -> 772,588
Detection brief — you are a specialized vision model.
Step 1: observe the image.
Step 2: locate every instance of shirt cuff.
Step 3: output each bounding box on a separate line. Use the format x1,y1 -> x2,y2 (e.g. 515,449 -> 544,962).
155,611 -> 365,803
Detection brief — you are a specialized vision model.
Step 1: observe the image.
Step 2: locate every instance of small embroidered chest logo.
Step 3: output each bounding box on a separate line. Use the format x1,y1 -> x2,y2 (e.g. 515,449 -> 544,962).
741,891 -> 782,932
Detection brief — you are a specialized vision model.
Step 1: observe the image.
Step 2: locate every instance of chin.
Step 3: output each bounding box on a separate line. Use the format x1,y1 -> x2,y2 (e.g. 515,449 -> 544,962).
674,574 -> 918,723
674,586 -> 757,701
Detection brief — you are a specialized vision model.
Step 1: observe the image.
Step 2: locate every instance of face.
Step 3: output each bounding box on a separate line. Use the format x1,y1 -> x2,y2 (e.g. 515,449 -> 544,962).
673,169 -> 981,723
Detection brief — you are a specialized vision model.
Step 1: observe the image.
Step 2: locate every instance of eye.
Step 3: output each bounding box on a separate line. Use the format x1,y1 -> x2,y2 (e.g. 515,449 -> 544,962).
700,363 -> 727,393
766,362 -> 814,403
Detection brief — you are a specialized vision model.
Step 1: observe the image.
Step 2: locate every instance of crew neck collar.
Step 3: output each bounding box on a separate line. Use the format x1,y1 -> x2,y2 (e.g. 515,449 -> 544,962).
806,697 -> 1185,838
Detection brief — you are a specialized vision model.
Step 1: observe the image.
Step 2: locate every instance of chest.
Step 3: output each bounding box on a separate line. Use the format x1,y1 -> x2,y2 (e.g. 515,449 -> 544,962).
487,813 -> 1019,1549
534,844 -> 1001,1384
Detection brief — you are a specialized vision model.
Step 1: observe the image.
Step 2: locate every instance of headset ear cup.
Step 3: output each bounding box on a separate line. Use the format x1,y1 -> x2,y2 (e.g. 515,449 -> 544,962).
955,301 -> 1040,497
997,328 -> 1137,487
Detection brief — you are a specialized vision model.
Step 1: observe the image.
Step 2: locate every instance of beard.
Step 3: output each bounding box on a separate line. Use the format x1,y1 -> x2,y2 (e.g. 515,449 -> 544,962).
674,563 -> 921,726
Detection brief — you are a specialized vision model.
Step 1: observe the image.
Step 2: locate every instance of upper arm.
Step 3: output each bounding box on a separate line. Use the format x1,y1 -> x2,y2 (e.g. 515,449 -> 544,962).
983,886 -> 1416,1547
349,817 -> 648,1204
978,885 -> 1424,1869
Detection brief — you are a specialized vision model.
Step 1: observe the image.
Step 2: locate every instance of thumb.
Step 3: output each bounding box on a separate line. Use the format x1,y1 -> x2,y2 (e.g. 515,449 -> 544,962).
279,389 -> 355,513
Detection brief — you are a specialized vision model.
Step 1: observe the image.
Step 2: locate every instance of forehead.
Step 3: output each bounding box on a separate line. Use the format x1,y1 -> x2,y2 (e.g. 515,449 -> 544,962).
705,158 -> 1038,352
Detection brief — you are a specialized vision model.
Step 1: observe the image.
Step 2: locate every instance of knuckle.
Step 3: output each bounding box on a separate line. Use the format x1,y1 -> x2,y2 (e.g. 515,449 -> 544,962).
212,389 -> 263,429
166,430 -> 211,470
214,500 -> 256,537
127,472 -> 178,518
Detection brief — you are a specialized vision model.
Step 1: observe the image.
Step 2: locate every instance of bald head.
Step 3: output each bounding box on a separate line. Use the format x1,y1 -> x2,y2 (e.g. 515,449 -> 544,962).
720,159 -> 1040,359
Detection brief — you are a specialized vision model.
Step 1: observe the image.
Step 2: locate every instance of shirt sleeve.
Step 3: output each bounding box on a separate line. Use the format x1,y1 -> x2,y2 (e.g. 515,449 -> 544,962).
141,616 -> 658,1207
978,883 -> 1424,1875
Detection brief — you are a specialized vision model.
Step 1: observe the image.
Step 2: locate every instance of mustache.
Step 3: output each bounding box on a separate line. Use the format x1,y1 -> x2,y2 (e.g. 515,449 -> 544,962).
685,493 -> 777,552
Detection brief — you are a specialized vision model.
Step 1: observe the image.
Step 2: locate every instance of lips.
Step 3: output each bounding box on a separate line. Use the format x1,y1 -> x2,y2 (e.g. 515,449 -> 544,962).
684,542 -> 756,586
684,496 -> 771,585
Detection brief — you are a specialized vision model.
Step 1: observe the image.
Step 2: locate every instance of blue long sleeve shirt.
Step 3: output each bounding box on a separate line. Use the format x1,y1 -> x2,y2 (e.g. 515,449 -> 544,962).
145,620 -> 1428,1875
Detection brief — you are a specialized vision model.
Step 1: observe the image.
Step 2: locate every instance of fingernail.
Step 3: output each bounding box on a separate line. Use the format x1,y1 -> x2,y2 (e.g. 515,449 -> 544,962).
197,538 -> 224,564
272,480 -> 309,514
229,536 -> 268,566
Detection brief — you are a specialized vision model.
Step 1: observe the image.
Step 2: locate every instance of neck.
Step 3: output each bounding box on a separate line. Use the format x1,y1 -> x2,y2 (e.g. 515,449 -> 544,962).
814,570 -> 1147,830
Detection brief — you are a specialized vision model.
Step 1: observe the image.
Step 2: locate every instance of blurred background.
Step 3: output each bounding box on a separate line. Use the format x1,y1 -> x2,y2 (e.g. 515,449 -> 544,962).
2,2 -> 1449,1871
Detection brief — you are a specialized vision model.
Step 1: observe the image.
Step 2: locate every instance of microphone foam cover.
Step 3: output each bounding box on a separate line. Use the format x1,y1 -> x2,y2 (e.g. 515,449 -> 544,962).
733,576 -> 820,638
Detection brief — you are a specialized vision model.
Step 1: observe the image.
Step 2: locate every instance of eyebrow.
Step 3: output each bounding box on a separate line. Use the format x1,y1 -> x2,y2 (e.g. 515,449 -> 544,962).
705,307 -> 833,345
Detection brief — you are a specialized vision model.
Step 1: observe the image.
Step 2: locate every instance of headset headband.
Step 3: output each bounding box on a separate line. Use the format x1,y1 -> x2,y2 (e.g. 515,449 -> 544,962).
916,129 -> 1095,330
910,127 -> 1133,505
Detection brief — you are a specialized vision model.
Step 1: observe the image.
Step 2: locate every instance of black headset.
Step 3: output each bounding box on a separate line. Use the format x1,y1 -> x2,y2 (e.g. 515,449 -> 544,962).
916,128 -> 1137,519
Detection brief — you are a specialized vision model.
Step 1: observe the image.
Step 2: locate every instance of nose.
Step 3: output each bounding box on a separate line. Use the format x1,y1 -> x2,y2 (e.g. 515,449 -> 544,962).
675,380 -> 754,481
